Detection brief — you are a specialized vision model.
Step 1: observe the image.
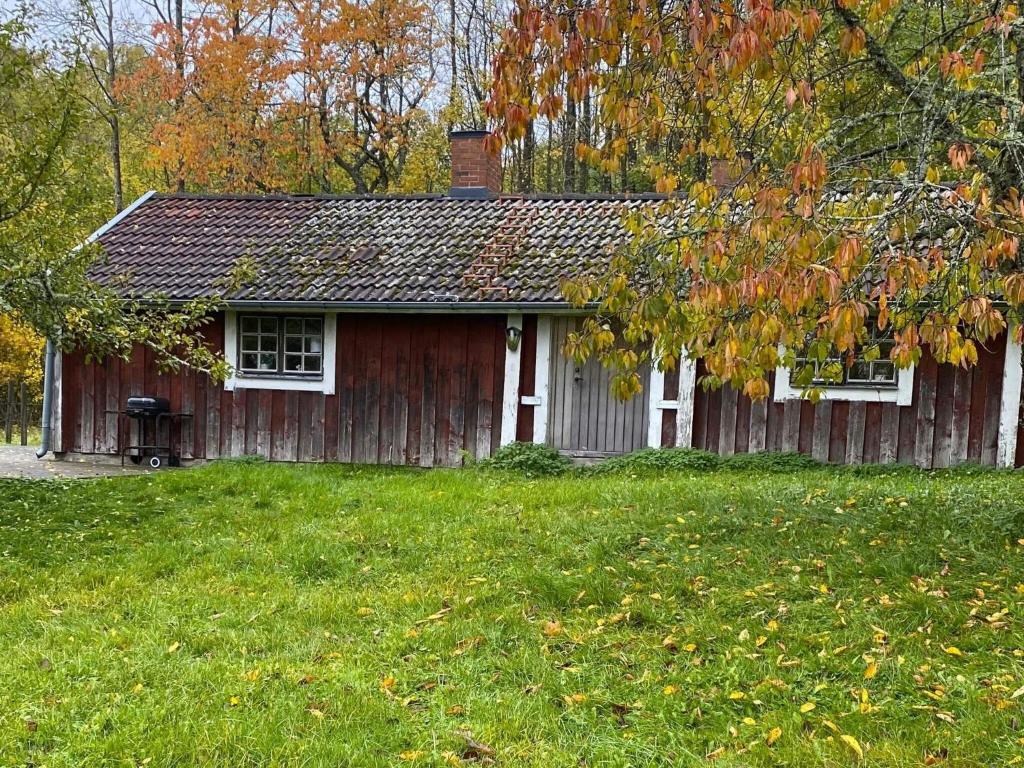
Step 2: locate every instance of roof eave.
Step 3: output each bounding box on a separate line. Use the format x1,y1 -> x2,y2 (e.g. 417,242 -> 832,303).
136,297 -> 596,314
222,299 -> 594,314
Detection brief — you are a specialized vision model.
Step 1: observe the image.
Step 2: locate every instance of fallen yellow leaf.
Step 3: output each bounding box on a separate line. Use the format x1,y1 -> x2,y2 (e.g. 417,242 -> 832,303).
944,646 -> 964,657
864,662 -> 878,679
800,702 -> 816,713
167,642 -> 180,653
663,685 -> 679,696
729,691 -> 746,700
543,620 -> 563,637
766,726 -> 782,746
840,734 -> 863,759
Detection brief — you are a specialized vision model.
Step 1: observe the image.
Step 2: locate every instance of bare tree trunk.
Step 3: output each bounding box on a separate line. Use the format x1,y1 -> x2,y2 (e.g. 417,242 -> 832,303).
578,91 -> 590,193
620,131 -> 629,191
174,0 -> 185,193
521,120 -> 534,193
601,124 -> 613,192
110,114 -> 123,211
544,118 -> 553,192
104,0 -> 124,211
448,0 -> 456,125
563,95 -> 576,193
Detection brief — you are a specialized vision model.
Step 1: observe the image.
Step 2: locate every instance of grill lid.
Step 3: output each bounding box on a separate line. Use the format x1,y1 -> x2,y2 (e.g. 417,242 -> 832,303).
125,396 -> 171,415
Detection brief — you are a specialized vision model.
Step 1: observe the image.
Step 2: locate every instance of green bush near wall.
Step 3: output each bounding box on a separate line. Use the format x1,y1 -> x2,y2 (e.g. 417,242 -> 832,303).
480,442 -> 572,477
483,444 -> 827,477
587,447 -> 721,474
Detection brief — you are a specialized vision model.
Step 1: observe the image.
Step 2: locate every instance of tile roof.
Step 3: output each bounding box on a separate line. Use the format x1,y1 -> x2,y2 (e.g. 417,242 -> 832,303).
91,193 -> 670,305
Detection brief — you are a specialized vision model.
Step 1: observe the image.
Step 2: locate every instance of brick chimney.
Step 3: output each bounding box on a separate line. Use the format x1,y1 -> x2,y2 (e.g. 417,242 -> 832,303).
449,130 -> 502,199
710,152 -> 753,192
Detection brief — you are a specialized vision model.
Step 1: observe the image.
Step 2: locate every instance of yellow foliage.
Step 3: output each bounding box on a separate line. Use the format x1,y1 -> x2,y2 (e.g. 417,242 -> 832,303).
0,315 -> 43,387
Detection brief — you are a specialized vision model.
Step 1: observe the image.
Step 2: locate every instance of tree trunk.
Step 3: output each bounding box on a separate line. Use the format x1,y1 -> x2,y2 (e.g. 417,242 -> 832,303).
521,120 -> 535,193
578,91 -> 591,193
111,113 -> 123,211
174,0 -> 185,193
563,95 -> 576,193
545,118 -> 553,192
448,0 -> 457,124
104,0 -> 123,211
601,124 -> 613,192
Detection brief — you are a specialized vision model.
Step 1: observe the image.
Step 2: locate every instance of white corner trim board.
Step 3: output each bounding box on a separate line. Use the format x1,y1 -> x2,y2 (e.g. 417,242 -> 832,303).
499,313 -> 523,447
532,316 -> 553,444
996,334 -> 1022,468
773,364 -> 915,406
648,345 -> 697,449
223,309 -> 338,394
646,359 -> 667,448
675,353 -> 697,448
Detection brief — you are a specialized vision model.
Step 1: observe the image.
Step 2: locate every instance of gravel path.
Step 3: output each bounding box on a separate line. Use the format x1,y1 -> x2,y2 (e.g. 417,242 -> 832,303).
0,444 -> 153,480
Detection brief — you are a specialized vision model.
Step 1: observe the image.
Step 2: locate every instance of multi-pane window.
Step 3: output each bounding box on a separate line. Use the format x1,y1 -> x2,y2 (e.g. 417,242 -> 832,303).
239,316 -> 323,376
794,326 -> 898,387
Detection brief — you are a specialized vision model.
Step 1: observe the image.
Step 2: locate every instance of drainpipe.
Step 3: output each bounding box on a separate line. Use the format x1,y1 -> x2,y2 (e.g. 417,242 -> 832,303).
35,339 -> 55,459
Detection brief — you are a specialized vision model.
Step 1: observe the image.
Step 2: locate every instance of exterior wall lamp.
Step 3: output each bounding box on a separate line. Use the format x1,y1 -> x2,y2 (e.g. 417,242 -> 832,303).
505,324 -> 523,352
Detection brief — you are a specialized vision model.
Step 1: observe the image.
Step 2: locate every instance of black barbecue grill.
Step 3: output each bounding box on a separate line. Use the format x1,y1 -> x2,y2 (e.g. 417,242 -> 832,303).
125,396 -> 171,418
108,396 -> 192,469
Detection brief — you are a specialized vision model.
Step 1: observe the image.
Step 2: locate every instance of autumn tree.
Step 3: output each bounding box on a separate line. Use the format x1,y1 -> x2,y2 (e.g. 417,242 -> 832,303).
489,0 -> 1024,398
287,0 -> 438,193
121,0 -> 291,191
123,0 -> 440,193
50,0 -> 135,212
0,14 -> 229,377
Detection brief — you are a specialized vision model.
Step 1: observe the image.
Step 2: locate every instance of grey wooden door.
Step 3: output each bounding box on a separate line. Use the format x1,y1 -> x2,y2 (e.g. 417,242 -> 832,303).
548,316 -> 650,455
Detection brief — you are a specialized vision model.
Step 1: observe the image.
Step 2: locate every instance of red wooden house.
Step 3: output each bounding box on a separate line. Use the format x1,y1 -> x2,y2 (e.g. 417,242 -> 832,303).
48,132 -> 1024,468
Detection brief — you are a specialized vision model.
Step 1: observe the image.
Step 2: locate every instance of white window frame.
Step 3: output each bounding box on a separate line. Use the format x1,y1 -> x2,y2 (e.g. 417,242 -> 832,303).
224,309 -> 337,394
773,363 -> 914,405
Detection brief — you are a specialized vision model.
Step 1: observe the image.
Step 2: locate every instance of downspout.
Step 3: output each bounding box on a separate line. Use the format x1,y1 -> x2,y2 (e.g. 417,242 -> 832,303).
35,339 -> 55,459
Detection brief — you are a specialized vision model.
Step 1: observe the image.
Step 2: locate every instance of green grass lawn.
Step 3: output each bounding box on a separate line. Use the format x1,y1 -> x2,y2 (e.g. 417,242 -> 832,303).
1,461 -> 1023,766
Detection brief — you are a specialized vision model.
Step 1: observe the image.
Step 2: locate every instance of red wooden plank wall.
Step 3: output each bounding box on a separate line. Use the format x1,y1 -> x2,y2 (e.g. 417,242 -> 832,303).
671,334 -> 1010,468
60,312 -> 507,467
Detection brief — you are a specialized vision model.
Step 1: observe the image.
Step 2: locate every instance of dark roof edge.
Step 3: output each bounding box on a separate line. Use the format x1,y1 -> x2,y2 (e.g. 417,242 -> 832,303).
147,191 -> 675,203
225,300 -> 592,314
155,299 -> 594,314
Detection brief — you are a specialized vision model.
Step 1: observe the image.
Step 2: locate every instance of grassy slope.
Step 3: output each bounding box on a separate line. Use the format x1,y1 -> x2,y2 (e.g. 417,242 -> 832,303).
0,462 -> 1022,767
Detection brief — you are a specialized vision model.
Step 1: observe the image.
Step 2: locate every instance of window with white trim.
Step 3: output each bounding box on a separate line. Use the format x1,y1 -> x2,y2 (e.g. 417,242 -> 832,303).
238,315 -> 323,378
224,310 -> 336,395
793,325 -> 897,388
774,326 -> 914,405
